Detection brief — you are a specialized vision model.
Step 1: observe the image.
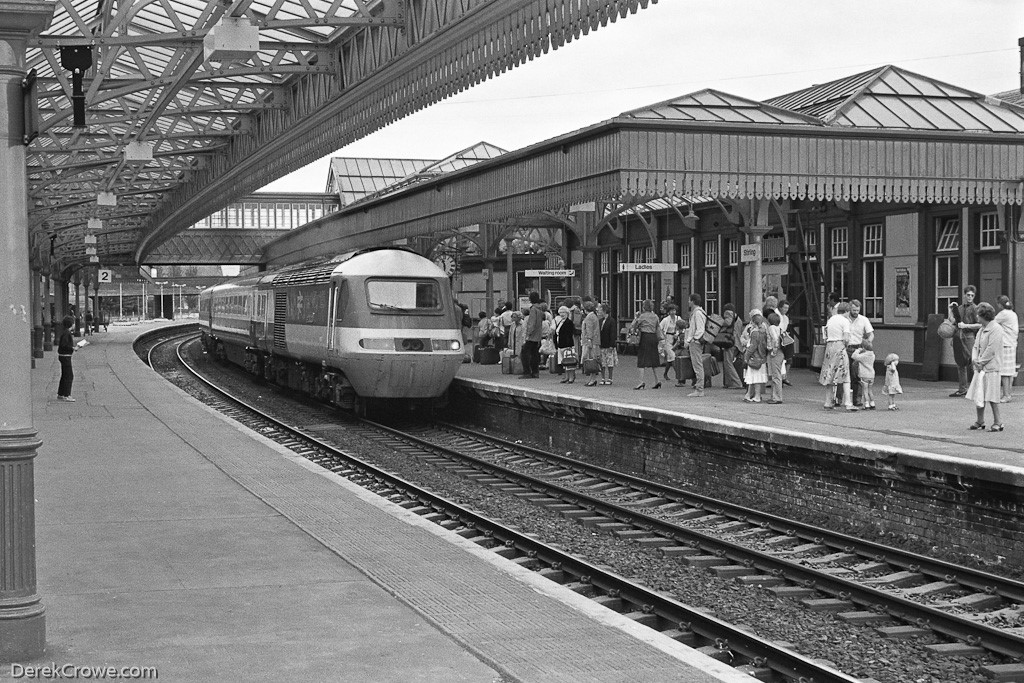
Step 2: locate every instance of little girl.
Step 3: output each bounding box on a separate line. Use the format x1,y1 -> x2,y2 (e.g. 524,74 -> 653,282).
884,353 -> 903,410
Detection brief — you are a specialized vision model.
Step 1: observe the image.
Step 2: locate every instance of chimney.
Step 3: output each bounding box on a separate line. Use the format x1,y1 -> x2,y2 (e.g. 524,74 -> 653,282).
1019,37 -> 1024,93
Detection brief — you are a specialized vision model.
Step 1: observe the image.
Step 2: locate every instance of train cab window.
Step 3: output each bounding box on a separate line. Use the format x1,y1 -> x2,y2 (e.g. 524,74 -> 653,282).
366,279 -> 442,314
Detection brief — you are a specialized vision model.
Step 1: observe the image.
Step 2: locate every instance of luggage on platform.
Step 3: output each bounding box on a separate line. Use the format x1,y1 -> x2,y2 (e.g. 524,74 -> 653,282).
810,343 -> 826,369
478,346 -> 500,365
674,352 -> 720,388
501,354 -> 524,375
701,314 -> 724,345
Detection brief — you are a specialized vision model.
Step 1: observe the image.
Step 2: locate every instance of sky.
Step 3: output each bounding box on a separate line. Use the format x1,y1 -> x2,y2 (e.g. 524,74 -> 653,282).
259,0 -> 1024,193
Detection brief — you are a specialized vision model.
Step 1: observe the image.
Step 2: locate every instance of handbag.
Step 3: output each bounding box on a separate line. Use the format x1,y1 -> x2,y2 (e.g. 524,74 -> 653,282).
780,330 -> 796,361
582,357 -> 601,375
938,319 -> 956,340
540,338 -> 556,355
625,324 -> 640,346
744,346 -> 764,370
560,347 -> 578,368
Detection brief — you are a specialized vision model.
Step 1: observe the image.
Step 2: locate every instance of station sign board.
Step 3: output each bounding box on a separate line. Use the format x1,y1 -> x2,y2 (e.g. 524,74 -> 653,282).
740,244 -> 761,263
617,263 -> 677,273
525,269 -> 575,277
98,269 -> 113,283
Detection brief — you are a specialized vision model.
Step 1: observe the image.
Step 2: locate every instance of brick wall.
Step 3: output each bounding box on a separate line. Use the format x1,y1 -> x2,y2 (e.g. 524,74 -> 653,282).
450,382 -> 1024,567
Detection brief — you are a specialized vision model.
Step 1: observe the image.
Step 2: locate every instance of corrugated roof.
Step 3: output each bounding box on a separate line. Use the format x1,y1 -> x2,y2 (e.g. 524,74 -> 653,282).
767,65 -> 1024,133
620,89 -> 822,126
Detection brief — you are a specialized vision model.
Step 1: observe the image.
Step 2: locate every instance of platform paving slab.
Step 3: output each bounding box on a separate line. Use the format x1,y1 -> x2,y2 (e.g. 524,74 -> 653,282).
4,321 -> 749,683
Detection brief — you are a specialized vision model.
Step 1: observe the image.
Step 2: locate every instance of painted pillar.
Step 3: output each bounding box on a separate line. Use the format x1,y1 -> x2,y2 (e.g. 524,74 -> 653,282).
92,276 -> 99,332
505,236 -> 515,307
41,273 -> 51,351
30,269 -> 42,359
73,273 -> 81,336
483,259 -> 495,315
0,0 -> 54,661
741,199 -> 772,312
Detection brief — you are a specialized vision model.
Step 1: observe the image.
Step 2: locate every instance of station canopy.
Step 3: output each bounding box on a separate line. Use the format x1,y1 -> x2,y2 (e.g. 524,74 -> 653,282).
22,0 -> 658,272
263,64 -> 1024,262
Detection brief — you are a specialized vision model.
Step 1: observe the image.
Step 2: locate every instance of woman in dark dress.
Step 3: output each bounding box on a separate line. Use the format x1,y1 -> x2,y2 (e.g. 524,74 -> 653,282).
57,315 -> 76,402
554,305 -> 577,383
629,299 -> 662,390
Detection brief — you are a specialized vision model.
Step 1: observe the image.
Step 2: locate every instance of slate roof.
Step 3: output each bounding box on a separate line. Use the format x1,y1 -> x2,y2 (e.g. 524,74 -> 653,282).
327,158 -> 436,206
766,65 -> 1024,133
619,88 -> 821,126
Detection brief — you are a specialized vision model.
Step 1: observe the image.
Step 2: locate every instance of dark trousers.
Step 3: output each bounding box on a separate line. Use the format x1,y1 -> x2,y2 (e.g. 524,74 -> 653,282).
521,340 -> 541,376
845,345 -> 862,405
58,355 -> 74,397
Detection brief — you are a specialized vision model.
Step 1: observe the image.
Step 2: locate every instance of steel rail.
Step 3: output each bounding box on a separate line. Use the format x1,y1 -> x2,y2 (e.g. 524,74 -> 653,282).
366,420 -> 1024,660
439,421 -> 1024,605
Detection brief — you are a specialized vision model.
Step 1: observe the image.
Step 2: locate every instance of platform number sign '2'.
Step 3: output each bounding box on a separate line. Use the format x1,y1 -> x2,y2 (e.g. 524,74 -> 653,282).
98,269 -> 112,283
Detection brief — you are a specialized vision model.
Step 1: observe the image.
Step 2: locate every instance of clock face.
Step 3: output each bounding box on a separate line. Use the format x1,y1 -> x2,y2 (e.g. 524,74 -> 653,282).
435,254 -> 456,276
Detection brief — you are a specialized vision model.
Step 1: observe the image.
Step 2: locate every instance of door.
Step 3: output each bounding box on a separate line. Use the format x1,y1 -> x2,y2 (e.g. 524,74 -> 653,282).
327,282 -> 340,352
978,252 -> 1003,303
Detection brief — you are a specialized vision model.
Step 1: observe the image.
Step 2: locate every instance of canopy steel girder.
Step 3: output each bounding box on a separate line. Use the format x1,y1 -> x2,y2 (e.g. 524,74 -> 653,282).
26,0 -> 657,272
261,118 -> 1024,266
143,229 -> 284,265
133,0 -> 657,262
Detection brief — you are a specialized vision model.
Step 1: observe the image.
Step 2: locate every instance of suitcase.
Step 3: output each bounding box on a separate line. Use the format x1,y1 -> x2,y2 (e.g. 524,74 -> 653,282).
479,346 -> 500,365
501,354 -> 523,375
675,352 -> 718,386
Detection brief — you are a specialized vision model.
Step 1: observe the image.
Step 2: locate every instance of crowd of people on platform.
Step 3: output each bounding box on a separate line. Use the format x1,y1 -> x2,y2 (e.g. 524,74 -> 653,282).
458,285 -> 1019,432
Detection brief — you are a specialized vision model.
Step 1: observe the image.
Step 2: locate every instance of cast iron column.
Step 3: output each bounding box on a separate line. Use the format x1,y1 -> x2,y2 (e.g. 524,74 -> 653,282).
92,277 -> 99,332
0,0 -> 54,661
73,273 -> 81,336
41,274 -> 51,352
30,269 -> 42,359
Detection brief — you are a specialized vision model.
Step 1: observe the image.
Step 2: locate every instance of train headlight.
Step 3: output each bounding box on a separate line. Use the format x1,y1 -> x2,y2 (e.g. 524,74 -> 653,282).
431,339 -> 461,351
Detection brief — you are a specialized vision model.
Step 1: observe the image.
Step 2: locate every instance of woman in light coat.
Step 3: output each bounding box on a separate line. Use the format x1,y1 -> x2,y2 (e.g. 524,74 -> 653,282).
580,299 -> 601,386
966,302 -> 1005,431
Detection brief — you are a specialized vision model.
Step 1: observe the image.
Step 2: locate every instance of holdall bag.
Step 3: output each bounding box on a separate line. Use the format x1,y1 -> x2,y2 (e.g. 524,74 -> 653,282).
701,314 -> 724,345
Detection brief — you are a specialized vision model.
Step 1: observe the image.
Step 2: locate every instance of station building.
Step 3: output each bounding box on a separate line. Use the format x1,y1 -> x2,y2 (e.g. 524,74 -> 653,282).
372,65 -> 1022,380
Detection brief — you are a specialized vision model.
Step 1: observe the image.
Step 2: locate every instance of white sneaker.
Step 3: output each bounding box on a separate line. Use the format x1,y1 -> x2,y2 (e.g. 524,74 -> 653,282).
61,396 -> 76,402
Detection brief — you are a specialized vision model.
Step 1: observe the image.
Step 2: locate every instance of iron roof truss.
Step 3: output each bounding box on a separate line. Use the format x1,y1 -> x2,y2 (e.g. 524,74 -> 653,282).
25,0 -> 659,272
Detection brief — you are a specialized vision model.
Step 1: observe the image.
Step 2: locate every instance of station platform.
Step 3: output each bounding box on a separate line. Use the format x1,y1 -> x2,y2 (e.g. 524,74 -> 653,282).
9,321 -> 750,682
456,356 -> 1024,471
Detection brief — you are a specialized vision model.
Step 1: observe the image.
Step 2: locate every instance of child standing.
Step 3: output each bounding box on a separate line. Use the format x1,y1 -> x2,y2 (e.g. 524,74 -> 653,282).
883,353 -> 903,410
851,340 -> 877,409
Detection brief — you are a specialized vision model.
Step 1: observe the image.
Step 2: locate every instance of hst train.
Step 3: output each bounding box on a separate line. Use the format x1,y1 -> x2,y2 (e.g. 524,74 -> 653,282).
198,248 -> 465,413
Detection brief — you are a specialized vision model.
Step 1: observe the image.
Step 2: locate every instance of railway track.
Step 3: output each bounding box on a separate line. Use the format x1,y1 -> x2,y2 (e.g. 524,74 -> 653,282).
145,329 -> 1024,682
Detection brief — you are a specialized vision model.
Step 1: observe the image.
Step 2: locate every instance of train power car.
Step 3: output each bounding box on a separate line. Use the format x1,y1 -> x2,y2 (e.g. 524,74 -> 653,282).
198,248 -> 465,413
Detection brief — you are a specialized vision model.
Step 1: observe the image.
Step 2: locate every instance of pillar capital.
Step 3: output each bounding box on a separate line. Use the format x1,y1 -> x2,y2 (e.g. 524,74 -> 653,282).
740,223 -> 772,240
0,2 -> 54,57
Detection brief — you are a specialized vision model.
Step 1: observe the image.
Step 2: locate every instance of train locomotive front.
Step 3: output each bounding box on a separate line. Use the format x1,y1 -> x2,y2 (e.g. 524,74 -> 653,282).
199,248 -> 465,412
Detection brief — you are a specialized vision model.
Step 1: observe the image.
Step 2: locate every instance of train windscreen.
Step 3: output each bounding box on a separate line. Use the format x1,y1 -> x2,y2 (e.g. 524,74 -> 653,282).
366,279 -> 442,314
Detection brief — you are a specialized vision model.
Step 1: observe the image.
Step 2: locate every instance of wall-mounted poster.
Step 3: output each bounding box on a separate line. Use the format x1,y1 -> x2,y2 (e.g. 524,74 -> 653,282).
895,267 -> 911,317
